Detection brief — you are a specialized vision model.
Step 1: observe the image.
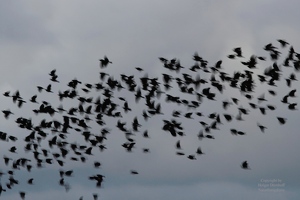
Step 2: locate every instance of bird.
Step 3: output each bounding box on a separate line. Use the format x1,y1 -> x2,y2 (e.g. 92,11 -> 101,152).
27,178 -> 34,185
288,103 -> 297,110
196,147 -> 204,155
3,91 -> 10,97
130,170 -> 138,175
143,130 -> 149,138
9,146 -> 17,153
257,123 -> 267,133
30,95 -> 38,103
45,84 -> 53,93
135,67 -> 143,72
99,56 -> 112,68
65,170 -> 73,177
175,140 -> 181,149
93,193 -> 98,200
277,117 -> 286,125
187,155 -> 196,160
19,191 -> 26,200
277,39 -> 289,47
2,110 -> 13,119
288,89 -> 296,97
233,47 -> 243,57
94,161 -> 101,168
241,161 -> 250,169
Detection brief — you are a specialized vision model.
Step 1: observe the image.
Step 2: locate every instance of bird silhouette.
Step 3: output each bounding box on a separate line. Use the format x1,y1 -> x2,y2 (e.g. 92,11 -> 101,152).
19,191 -> 26,200
277,117 -> 286,125
99,56 -> 112,68
241,161 -> 250,169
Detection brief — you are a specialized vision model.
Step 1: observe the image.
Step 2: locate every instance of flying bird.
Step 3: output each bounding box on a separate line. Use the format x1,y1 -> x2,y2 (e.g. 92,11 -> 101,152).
99,56 -> 112,68
241,161 -> 250,169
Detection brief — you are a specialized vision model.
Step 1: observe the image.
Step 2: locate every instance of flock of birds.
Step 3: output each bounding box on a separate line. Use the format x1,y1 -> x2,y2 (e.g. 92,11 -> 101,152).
0,39 -> 299,199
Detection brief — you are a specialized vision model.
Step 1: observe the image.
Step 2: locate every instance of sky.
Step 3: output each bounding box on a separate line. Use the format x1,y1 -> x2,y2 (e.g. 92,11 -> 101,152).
0,0 -> 300,199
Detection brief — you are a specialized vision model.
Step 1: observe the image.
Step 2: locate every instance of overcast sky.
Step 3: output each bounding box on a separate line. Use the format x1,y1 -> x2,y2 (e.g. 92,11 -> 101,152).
0,1 -> 300,200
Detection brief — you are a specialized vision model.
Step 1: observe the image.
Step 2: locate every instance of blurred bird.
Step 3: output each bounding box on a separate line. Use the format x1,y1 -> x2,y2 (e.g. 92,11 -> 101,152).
241,161 -> 250,169
99,56 -> 112,68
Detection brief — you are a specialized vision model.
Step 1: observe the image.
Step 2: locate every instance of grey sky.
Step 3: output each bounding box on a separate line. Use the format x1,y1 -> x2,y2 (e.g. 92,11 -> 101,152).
0,1 -> 300,200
